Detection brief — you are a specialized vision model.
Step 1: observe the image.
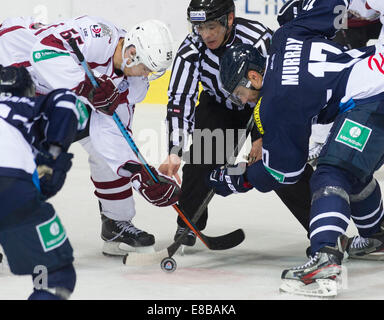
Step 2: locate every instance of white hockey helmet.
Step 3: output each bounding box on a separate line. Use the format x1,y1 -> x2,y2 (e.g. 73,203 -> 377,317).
121,19 -> 174,81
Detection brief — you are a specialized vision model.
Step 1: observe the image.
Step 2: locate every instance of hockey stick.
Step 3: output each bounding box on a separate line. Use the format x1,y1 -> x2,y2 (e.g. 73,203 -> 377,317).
111,114 -> 244,249
123,115 -> 254,266
68,38 -> 245,252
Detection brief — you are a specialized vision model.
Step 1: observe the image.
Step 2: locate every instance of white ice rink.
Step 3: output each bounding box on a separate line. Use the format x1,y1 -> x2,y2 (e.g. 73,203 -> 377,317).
1,104 -> 384,301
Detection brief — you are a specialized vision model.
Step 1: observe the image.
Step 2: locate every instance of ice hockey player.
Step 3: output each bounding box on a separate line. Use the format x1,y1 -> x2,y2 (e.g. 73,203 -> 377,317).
211,0 -> 384,297
277,0 -> 383,164
337,0 -> 382,48
158,0 -> 313,248
279,0 -> 383,49
366,0 -> 384,41
0,65 -> 89,299
278,0 -> 332,164
0,17 -> 179,256
0,16 -> 46,31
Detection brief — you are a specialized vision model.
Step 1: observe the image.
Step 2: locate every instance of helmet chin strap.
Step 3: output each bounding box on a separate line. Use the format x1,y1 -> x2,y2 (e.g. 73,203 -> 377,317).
219,15 -> 233,47
120,49 -> 158,80
120,54 -> 140,72
120,40 -> 141,72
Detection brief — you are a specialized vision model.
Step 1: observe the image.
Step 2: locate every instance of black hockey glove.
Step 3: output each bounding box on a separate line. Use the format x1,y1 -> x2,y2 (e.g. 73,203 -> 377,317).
35,150 -> 74,200
208,163 -> 253,197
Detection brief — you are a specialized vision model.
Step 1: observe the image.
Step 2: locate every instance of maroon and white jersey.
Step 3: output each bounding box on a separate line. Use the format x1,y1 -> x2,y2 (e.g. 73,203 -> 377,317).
349,0 -> 380,27
0,16 -> 159,223
0,16 -> 150,174
0,18 -> 41,84
31,16 -> 150,174
0,16 -> 45,31
366,0 -> 384,40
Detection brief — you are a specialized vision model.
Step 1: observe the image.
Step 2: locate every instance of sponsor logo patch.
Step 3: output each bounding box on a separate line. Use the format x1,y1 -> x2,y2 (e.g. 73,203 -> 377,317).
82,28 -> 89,37
33,50 -> 70,62
118,79 -> 129,93
90,24 -> 103,38
264,166 -> 285,183
75,99 -> 89,129
36,214 -> 67,252
89,23 -> 112,40
253,97 -> 264,135
335,119 -> 371,152
190,11 -> 207,22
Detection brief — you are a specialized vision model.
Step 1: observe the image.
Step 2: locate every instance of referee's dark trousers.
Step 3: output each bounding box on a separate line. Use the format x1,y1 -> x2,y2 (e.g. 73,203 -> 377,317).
177,92 -> 312,237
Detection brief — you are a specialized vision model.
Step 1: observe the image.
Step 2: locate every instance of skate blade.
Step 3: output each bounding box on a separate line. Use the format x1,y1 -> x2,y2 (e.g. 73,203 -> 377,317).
176,245 -> 186,256
279,279 -> 338,298
102,242 -> 154,256
349,252 -> 384,261
0,253 -> 7,272
135,246 -> 155,254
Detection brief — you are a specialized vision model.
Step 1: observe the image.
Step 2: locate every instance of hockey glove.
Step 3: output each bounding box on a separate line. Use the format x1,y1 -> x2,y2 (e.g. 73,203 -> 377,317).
35,150 -> 74,200
75,74 -> 120,115
124,162 -> 181,207
208,163 -> 253,197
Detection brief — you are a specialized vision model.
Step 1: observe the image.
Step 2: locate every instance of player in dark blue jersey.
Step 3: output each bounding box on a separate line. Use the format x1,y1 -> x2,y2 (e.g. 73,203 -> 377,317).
0,65 -> 89,299
210,0 -> 384,297
159,0 -> 314,250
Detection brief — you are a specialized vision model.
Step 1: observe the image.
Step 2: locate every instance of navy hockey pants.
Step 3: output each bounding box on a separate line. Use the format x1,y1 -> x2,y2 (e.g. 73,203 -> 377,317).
310,99 -> 384,253
0,176 -> 74,275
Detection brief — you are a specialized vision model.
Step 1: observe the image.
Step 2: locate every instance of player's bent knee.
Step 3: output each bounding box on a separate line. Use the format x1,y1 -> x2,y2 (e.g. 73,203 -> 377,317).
29,264 -> 76,300
311,186 -> 349,207
310,165 -> 351,204
350,177 -> 378,203
0,201 -> 74,276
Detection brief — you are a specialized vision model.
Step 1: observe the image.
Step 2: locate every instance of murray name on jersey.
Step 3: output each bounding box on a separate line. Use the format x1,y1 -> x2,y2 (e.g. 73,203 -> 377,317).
281,38 -> 303,86
246,0 -> 384,192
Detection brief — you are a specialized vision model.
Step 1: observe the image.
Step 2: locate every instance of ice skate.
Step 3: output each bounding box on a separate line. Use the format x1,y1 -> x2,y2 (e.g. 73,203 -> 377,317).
280,238 -> 346,297
306,235 -> 349,259
174,225 -> 196,255
346,222 -> 384,260
101,215 -> 155,256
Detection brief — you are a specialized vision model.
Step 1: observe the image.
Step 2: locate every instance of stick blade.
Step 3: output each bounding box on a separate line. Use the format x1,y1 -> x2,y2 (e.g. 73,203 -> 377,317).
123,249 -> 169,266
203,229 -> 245,250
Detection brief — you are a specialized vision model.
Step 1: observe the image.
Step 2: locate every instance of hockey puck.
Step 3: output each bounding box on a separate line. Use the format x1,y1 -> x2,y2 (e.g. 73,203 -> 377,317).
161,257 -> 177,273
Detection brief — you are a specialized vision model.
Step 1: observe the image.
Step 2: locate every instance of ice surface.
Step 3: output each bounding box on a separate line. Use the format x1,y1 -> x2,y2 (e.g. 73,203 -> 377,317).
1,104 -> 384,301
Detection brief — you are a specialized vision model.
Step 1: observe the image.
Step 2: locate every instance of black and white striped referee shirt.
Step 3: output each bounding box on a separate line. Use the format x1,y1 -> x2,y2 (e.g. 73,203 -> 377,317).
166,17 -> 273,155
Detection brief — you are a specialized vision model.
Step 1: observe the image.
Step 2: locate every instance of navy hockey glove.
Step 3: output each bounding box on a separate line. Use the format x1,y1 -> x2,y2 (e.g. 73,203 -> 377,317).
36,150 -> 74,200
208,163 -> 253,197
123,161 -> 181,207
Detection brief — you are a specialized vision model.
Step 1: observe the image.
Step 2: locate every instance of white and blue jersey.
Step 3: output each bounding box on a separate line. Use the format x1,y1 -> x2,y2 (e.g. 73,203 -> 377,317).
0,89 -> 88,185
247,0 -> 384,192
0,89 -> 85,281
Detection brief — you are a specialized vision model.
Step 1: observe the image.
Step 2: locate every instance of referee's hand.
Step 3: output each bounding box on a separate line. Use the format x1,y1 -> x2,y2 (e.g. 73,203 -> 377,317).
158,154 -> 181,185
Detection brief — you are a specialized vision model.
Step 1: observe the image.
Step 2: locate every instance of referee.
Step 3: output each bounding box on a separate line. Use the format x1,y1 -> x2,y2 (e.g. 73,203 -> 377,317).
159,0 -> 313,246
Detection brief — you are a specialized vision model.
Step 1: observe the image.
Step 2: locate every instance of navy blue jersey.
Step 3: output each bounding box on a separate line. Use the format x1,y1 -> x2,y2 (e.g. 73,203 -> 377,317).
0,89 -> 88,181
0,89 -> 88,152
247,0 -> 383,192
